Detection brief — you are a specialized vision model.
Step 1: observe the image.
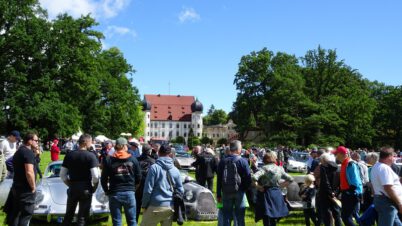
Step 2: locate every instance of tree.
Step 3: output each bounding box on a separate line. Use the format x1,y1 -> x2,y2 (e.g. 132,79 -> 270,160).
0,2 -> 144,139
217,138 -> 228,146
201,136 -> 212,145
203,105 -> 228,126
172,136 -> 186,144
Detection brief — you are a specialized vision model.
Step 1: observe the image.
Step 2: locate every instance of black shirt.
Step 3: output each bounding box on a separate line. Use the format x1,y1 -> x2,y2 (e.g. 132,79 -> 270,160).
62,149 -> 98,184
12,146 -> 35,192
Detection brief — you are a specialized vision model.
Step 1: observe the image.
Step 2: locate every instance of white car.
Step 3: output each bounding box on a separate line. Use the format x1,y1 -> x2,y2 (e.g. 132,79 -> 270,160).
286,152 -> 308,173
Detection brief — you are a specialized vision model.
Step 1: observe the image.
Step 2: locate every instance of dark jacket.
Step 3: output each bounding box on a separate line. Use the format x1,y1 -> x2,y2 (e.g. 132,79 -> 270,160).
191,152 -> 218,179
319,161 -> 339,197
216,154 -> 252,199
137,153 -> 155,184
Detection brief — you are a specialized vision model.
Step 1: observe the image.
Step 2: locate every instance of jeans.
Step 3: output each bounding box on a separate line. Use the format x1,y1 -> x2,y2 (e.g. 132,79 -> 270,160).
109,191 -> 137,226
217,209 -> 237,226
62,187 -> 92,226
222,191 -> 246,226
11,189 -> 35,226
341,192 -> 359,226
374,195 -> 402,226
199,177 -> 214,191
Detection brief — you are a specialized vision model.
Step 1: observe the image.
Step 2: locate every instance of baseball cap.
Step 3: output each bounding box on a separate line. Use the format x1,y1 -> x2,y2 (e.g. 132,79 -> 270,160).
10,130 -> 21,140
116,137 -> 128,146
332,146 -> 348,155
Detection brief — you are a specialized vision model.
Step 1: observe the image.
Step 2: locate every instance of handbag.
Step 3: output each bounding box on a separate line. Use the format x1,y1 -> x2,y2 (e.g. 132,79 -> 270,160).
165,170 -> 186,225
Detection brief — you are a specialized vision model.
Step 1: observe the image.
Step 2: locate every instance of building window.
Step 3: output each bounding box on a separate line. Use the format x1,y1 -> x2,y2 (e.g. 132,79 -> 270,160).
162,132 -> 165,137
197,124 -> 200,128
176,131 -> 179,137
184,124 -> 187,129
148,114 -> 150,119
176,124 -> 179,128
169,123 -> 172,128
217,134 -> 220,138
154,132 -> 158,137
162,123 -> 165,128
197,133 -> 200,137
184,133 -> 187,137
213,134 -> 215,138
150,123 -> 153,128
147,132 -> 149,136
148,123 -> 150,127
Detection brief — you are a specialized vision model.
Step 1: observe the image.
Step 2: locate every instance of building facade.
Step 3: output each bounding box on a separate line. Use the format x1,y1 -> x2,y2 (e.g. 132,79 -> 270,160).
203,119 -> 239,144
142,94 -> 203,143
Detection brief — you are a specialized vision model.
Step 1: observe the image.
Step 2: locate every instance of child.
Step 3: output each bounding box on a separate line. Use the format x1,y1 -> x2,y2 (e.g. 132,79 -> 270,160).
299,174 -> 318,226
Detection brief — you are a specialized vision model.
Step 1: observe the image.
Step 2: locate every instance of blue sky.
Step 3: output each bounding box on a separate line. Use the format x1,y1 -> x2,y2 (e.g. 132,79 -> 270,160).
40,0 -> 402,113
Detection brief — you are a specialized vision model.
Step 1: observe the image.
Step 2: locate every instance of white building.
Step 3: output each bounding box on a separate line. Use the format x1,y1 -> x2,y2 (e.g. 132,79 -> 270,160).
142,94 -> 203,143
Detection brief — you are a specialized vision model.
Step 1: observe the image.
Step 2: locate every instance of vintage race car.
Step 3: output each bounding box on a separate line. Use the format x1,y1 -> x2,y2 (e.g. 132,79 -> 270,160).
0,161 -> 109,223
286,152 -> 308,173
176,152 -> 196,171
180,171 -> 218,221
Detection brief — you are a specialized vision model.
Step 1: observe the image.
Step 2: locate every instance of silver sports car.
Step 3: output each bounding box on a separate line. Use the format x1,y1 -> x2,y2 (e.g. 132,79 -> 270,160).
0,161 -> 109,223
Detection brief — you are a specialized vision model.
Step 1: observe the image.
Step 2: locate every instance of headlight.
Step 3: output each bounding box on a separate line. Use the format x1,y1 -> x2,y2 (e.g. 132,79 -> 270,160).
35,190 -> 44,205
95,190 -> 109,204
185,191 -> 193,201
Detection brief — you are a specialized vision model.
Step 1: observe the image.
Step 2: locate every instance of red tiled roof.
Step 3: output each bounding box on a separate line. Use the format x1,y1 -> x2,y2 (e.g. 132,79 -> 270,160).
144,94 -> 195,121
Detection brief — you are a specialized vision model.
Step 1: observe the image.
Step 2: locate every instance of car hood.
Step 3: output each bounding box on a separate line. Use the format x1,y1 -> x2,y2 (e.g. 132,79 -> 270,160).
176,157 -> 194,166
43,178 -> 68,205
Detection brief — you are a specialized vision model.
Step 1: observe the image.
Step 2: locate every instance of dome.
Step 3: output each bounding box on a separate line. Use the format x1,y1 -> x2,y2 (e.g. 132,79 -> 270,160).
142,99 -> 151,111
191,99 -> 203,112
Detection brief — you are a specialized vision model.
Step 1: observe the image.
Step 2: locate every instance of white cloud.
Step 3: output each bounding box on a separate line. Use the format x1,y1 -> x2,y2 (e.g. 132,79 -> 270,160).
104,25 -> 137,39
39,0 -> 130,19
178,7 -> 200,23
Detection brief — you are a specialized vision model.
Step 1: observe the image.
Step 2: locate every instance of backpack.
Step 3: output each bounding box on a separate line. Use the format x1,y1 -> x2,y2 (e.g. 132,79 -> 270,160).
222,156 -> 242,198
139,158 -> 154,181
348,160 -> 365,185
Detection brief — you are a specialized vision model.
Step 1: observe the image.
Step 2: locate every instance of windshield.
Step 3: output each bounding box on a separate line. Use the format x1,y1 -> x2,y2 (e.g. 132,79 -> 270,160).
176,152 -> 191,158
45,163 -> 62,178
291,152 -> 309,162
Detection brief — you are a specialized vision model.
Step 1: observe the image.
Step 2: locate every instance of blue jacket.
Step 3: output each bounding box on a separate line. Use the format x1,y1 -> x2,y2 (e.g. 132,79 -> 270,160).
216,154 -> 252,199
141,157 -> 184,208
346,160 -> 363,195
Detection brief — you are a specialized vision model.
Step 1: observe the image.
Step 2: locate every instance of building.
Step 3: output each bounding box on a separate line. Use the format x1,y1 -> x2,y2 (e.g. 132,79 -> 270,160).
142,94 -> 203,143
203,119 -> 239,144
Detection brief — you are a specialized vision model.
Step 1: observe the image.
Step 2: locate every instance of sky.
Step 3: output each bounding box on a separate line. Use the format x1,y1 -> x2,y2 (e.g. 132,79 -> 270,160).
39,0 -> 402,113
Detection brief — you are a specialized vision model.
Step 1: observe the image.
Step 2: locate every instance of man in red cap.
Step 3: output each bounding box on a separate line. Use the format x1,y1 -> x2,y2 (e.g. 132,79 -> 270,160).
333,146 -> 363,226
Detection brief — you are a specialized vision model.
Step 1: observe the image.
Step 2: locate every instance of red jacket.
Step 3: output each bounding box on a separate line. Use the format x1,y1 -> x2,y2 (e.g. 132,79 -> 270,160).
50,144 -> 60,161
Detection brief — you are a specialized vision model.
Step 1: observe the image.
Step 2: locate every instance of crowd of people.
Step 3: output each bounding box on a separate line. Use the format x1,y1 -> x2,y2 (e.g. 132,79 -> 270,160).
1,130 -> 402,226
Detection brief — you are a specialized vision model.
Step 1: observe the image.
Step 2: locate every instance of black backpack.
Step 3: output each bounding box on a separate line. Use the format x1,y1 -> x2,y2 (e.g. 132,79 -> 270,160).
139,158 -> 154,181
222,156 -> 242,198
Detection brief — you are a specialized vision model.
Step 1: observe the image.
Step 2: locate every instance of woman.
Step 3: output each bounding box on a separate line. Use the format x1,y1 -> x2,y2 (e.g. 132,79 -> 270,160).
50,139 -> 60,161
253,151 -> 293,226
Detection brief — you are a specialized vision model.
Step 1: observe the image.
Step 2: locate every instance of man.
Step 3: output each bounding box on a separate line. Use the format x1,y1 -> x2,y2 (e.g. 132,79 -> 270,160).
150,143 -> 160,160
0,130 -> 20,181
101,137 -> 141,226
318,153 -> 342,226
371,147 -> 402,226
191,145 -> 202,183
60,134 -> 100,226
141,144 -> 183,226
351,152 -> 369,185
217,140 -> 252,226
333,146 -> 363,226
308,149 -> 319,174
135,144 -> 155,221
192,147 -> 218,191
9,132 -> 37,226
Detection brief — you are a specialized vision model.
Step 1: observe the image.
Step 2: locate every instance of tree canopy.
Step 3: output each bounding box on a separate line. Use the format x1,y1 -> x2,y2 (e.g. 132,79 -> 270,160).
0,0 -> 144,139
231,47 -> 400,149
203,105 -> 228,126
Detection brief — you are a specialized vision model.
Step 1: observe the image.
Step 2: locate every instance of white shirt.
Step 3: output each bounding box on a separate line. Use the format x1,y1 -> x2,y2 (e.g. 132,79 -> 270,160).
0,139 -> 17,160
371,162 -> 402,198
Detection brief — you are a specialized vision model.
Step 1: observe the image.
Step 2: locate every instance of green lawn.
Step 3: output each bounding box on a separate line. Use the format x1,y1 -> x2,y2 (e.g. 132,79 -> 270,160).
1,152 -> 308,225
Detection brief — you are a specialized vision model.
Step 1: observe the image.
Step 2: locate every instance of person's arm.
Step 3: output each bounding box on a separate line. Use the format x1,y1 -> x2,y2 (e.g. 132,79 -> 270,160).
100,164 -> 109,194
216,160 -> 224,201
133,158 -> 142,189
60,166 -> 71,186
384,185 -> 402,213
280,168 -> 294,187
25,163 -> 36,192
141,166 -> 155,209
91,167 -> 100,190
346,163 -> 362,192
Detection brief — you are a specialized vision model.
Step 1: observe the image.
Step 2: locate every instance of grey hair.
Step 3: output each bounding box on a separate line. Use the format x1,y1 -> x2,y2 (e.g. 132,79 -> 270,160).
320,153 -> 332,163
142,144 -> 152,155
366,152 -> 379,164
229,140 -> 241,152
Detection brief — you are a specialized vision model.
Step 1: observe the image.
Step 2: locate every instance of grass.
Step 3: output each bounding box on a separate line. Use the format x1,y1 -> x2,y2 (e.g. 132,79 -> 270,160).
1,151 -> 308,226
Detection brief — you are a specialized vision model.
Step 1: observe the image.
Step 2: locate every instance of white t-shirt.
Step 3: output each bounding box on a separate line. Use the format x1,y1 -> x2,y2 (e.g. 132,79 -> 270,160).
0,139 -> 17,160
371,162 -> 402,198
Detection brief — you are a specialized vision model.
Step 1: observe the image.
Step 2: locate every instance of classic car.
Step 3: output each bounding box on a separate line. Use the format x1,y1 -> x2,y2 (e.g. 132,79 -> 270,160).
286,152 -> 308,173
175,152 -> 196,171
0,161 -> 109,223
180,171 -> 218,221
